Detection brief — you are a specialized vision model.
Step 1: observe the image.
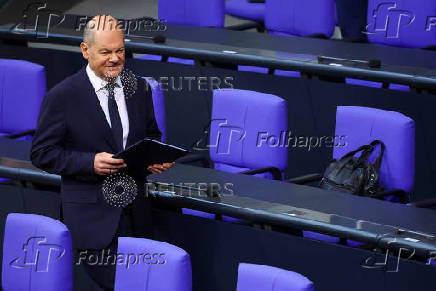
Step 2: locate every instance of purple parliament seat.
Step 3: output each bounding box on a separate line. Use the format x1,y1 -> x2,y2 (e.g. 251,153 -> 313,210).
138,0 -> 224,65
209,89 -> 287,179
2,213 -> 73,291
143,77 -> 167,142
182,88 -> 287,219
0,59 -> 46,140
239,0 -> 335,75
225,0 -> 266,22
303,106 -> 415,244
114,237 -> 192,291
236,263 -> 314,291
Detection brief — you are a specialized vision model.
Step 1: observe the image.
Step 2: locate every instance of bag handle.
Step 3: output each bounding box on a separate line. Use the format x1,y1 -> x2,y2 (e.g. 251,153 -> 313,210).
331,144 -> 373,176
370,140 -> 385,170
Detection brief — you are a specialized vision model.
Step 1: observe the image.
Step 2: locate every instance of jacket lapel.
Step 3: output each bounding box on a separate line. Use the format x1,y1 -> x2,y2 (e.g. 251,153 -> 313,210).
76,67 -> 119,153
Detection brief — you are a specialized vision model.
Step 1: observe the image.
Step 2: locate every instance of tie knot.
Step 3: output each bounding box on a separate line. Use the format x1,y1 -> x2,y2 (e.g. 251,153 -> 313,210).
105,82 -> 119,92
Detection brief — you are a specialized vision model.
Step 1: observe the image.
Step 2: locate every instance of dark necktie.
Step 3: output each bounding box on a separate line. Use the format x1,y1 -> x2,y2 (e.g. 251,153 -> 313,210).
106,82 -> 123,151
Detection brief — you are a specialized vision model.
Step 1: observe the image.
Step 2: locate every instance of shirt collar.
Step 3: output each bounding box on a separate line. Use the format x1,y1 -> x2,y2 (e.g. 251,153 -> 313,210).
86,64 -> 123,92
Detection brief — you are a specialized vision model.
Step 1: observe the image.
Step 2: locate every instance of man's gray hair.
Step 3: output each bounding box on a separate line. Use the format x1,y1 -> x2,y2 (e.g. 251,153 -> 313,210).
83,15 -> 119,46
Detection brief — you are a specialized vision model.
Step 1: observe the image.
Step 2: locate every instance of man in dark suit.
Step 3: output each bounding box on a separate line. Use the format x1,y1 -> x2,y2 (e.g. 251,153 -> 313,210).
31,15 -> 172,290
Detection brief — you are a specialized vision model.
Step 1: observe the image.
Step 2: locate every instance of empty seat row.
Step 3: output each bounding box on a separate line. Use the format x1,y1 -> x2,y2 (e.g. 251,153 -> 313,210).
1,213 -> 314,291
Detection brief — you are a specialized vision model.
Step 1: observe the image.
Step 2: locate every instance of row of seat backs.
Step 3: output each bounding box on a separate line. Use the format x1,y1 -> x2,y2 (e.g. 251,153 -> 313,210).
1,213 -> 314,291
164,0 -> 436,48
159,0 -> 336,38
209,89 -> 415,193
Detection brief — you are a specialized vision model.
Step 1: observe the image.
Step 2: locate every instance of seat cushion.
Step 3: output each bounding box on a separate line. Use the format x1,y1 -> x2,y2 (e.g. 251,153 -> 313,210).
226,0 -> 265,22
265,0 -> 335,38
114,237 -> 192,291
237,263 -> 314,291
159,0 -> 225,27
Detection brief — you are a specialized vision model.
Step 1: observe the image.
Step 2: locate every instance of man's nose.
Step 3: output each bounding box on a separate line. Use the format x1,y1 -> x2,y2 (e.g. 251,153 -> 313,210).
109,52 -> 119,63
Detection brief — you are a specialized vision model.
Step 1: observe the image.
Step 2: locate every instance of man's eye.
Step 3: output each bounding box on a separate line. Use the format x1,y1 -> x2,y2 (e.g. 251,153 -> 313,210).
101,52 -> 109,55
117,49 -> 125,53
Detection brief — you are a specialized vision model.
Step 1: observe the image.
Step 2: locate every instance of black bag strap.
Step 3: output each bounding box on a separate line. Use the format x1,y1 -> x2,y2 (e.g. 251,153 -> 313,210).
330,145 -> 373,176
369,140 -> 385,170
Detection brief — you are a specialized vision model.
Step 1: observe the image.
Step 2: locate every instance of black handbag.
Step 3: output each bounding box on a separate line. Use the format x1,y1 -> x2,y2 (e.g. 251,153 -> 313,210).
319,140 -> 385,196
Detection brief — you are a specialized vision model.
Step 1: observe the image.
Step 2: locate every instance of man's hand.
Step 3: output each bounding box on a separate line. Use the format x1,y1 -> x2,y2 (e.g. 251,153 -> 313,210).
94,152 -> 127,175
147,162 -> 175,174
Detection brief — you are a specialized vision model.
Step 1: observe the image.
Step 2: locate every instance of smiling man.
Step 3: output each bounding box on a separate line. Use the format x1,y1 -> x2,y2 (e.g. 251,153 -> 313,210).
31,15 -> 172,290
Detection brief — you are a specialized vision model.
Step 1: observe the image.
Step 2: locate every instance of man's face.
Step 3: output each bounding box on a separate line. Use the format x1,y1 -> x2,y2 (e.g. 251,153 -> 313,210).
80,23 -> 125,81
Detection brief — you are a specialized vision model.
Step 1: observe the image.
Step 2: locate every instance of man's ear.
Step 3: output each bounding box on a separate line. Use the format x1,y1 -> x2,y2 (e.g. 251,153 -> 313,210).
80,42 -> 89,59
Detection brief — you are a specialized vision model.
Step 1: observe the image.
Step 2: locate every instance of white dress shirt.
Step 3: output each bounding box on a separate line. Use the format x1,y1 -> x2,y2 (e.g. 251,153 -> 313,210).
86,65 -> 129,149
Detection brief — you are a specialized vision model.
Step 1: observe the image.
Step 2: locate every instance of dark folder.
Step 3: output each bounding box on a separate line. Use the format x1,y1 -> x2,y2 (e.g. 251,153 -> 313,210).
113,138 -> 188,178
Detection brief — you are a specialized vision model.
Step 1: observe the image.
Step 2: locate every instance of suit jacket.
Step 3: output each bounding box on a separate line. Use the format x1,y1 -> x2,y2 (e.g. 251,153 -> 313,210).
31,66 -> 161,250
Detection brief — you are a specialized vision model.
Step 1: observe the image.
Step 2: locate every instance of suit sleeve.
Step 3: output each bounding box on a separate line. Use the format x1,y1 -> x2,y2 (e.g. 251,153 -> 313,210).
31,88 -> 95,176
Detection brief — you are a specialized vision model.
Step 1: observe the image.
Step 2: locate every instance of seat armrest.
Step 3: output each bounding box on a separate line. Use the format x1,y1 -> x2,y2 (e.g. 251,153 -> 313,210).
176,153 -> 213,168
240,167 -> 282,181
307,33 -> 329,39
288,173 -> 322,185
4,129 -> 35,139
408,198 -> 436,208
370,189 -> 409,204
225,22 -> 264,32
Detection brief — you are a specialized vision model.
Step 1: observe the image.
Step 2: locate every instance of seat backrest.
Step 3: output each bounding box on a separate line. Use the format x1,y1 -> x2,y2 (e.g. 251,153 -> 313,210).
0,59 -> 46,134
236,263 -> 314,291
366,0 -> 436,48
265,0 -> 336,38
210,89 -> 287,174
2,213 -> 73,291
334,106 -> 415,192
114,237 -> 192,291
143,77 -> 166,142
158,0 -> 225,28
